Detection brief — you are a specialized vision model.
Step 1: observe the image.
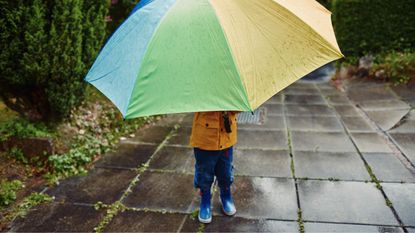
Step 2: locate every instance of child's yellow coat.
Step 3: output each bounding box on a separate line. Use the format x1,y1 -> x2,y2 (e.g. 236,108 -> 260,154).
189,111 -> 238,151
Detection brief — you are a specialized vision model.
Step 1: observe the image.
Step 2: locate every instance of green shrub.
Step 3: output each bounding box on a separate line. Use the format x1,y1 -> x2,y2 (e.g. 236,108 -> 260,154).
0,0 -> 109,123
332,0 -> 415,59
0,179 -> 24,207
0,118 -> 51,142
371,51 -> 415,85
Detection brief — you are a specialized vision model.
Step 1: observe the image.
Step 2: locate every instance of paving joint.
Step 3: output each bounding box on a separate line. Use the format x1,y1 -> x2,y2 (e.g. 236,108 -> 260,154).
92,116 -> 185,233
322,87 -> 409,233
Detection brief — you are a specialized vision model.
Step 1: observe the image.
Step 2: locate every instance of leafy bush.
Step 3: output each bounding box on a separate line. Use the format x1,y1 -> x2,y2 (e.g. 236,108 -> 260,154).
332,0 -> 415,59
371,51 -> 415,85
0,118 -> 51,142
0,179 -> 23,207
0,0 -> 109,123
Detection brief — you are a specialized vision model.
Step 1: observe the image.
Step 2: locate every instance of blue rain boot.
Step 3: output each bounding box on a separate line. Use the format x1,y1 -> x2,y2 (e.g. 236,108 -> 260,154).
220,186 -> 236,216
198,190 -> 212,223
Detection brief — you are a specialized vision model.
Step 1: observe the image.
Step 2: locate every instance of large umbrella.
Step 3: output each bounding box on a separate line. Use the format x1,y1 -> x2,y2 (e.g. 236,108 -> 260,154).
85,0 -> 343,119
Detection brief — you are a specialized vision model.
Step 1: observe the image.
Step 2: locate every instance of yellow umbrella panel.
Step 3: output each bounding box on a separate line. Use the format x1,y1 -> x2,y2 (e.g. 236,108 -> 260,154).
210,0 -> 344,110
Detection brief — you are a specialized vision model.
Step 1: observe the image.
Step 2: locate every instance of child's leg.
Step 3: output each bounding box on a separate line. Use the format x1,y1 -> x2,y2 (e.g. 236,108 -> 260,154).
214,146 -> 236,216
194,147 -> 221,223
193,147 -> 221,192
214,146 -> 234,189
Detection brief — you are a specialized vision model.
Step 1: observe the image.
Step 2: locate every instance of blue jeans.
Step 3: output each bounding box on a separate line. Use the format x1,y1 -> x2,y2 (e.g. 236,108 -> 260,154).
193,146 -> 234,192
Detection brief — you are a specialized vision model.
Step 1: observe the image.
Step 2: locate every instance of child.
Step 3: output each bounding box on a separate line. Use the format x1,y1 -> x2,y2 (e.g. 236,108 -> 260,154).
189,111 -> 239,223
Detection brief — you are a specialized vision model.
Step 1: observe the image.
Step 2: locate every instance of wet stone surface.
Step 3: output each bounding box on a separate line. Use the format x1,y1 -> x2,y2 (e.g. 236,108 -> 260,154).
211,177 -> 298,220
236,129 -> 288,150
122,171 -> 196,213
285,94 -> 326,105
341,116 -> 375,132
94,144 -> 157,169
326,94 -> 351,105
287,116 -> 343,132
298,180 -> 398,225
166,127 -> 192,146
333,105 -> 361,116
285,104 -> 335,116
103,210 -> 186,232
359,99 -> 411,111
291,132 -> 356,153
264,103 -> 284,116
388,133 -> 415,164
149,146 -> 194,173
303,222 -> 403,233
363,153 -> 415,183
181,217 -> 299,232
382,183 -> 415,227
45,167 -> 137,204
128,126 -> 173,144
350,133 -> 393,153
10,80 -> 415,232
8,202 -> 105,232
366,109 -> 411,131
233,149 -> 291,178
293,151 -> 370,180
238,116 -> 285,131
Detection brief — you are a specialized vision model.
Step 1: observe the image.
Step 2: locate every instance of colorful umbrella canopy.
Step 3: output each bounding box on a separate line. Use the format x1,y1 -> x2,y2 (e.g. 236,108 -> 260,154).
85,0 -> 344,119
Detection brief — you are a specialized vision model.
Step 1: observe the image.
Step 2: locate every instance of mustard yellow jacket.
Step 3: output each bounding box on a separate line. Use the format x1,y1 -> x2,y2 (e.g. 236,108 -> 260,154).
189,111 -> 238,151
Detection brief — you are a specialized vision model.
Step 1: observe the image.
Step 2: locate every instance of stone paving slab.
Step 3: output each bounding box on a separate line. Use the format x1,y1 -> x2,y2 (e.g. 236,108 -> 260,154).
347,86 -> 397,102
350,133 -> 394,153
291,132 -> 356,153
128,126 -> 173,144
359,99 -> 411,111
285,94 -> 327,105
391,84 -> 415,107
298,180 -> 398,225
211,177 -> 298,220
390,110 -> 415,133
94,144 -> 157,169
238,116 -> 286,131
103,210 -> 186,232
319,88 -> 344,96
122,171 -> 196,213
287,116 -> 343,132
363,153 -> 415,183
333,105 -> 361,116
303,222 -> 403,233
8,202 -> 105,232
264,103 -> 284,116
341,116 -> 376,132
181,217 -> 299,232
236,129 -> 288,150
166,127 -> 192,146
388,133 -> 415,164
45,167 -> 137,204
233,149 -> 291,178
382,183 -> 415,227
366,109 -> 411,131
284,87 -> 320,95
286,105 -> 335,116
293,151 -> 370,180
149,146 -> 194,173
326,94 -> 352,105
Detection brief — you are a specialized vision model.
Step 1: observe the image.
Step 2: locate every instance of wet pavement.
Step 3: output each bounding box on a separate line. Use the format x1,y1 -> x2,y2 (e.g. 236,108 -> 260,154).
5,80 -> 415,232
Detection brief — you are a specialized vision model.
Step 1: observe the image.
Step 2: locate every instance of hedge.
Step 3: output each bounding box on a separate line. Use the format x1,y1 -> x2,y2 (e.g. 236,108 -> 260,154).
331,0 -> 415,59
0,0 -> 109,122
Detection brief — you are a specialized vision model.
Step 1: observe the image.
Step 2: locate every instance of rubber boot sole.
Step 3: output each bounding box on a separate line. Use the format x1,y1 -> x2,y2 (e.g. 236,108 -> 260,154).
198,213 -> 212,224
220,199 -> 236,216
